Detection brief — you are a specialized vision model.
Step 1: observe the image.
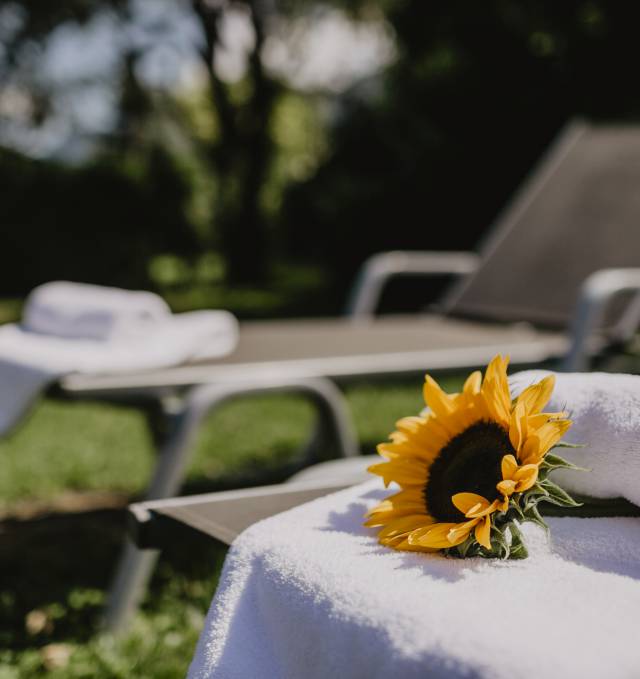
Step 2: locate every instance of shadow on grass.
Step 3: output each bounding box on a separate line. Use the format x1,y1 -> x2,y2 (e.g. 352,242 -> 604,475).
1,434 -> 384,660
1,506 -> 124,648
0,455 -> 326,653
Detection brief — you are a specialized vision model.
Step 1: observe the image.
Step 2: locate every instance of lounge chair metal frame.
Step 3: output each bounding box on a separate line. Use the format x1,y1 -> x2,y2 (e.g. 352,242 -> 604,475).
97,260 -> 640,632
47,119 -> 640,632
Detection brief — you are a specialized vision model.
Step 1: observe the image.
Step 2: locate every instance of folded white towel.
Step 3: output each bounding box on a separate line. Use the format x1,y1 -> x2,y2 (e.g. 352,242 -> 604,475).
23,281 -> 171,340
510,371 -> 640,505
188,480 -> 640,679
0,282 -> 239,434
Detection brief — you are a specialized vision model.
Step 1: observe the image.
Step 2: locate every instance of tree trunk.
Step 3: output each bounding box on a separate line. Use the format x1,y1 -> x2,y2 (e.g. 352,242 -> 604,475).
192,0 -> 276,285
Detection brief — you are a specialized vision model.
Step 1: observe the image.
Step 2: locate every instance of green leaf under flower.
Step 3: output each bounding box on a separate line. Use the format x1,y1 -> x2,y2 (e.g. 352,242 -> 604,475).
538,479 -> 583,507
543,451 -> 590,472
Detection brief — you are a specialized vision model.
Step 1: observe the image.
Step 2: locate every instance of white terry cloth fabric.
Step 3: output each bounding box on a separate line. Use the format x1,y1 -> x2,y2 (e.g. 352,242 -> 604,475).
188,480 -> 640,679
510,370 -> 640,506
23,281 -> 171,340
0,282 -> 239,434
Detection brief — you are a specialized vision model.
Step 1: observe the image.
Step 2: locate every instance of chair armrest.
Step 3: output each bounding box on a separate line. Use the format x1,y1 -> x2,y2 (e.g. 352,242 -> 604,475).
128,480 -> 355,548
344,250 -> 479,319
562,268 -> 640,371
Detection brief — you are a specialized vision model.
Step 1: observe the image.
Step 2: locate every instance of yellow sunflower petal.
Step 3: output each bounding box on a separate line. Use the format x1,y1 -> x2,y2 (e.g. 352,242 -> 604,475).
535,419 -> 573,456
463,370 -> 482,396
484,354 -> 511,409
365,490 -> 427,525
451,492 -> 490,516
405,524 -> 440,544
422,417 -> 455,447
411,522 -> 461,549
465,498 -> 502,518
516,374 -> 556,415
501,454 -> 519,480
521,419 -> 572,463
481,378 -> 510,425
423,375 -> 456,418
393,535 -> 438,552
379,433 -> 431,454
513,464 -> 539,492
519,436 -> 541,465
377,514 -> 433,542
393,418 -> 450,457
509,402 -> 527,451
496,479 -> 517,496
383,488 -> 426,507
365,505 -> 425,527
447,520 -> 479,545
484,354 -> 503,384
395,415 -> 427,431
475,515 -> 492,549
393,419 -> 422,442
527,411 -> 569,431
367,458 -> 427,487
377,438 -> 438,462
365,498 -> 394,515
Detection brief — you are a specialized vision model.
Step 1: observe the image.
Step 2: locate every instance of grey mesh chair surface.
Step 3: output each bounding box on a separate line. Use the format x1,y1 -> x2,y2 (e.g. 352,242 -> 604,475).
99,118 -> 640,631
67,119 -> 640,411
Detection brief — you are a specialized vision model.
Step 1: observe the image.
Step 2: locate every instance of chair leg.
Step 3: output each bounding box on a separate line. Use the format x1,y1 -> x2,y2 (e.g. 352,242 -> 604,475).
102,397 -> 198,633
299,381 -> 360,464
101,541 -> 160,633
101,376 -> 358,634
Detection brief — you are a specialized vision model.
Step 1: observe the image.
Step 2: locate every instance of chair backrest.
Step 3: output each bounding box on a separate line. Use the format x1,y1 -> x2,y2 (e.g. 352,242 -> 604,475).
444,120 -> 640,329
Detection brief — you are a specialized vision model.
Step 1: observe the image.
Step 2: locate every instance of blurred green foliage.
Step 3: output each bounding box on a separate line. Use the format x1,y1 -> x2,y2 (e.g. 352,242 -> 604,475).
0,379 -> 453,677
283,1 -> 640,293
0,146 -> 197,294
2,0 -> 640,306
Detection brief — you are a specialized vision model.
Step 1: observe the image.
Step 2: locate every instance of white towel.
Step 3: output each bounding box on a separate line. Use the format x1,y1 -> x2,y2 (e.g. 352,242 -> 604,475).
188,480 -> 640,679
510,371 -> 640,505
0,282 -> 239,434
23,281 -> 171,340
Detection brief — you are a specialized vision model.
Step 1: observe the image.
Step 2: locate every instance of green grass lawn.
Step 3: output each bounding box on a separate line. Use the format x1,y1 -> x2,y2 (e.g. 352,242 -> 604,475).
1,378 -> 462,678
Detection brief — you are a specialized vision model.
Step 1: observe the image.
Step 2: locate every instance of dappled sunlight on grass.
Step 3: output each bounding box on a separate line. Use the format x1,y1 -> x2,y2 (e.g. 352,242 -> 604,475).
0,401 -> 153,507
0,378 -> 464,677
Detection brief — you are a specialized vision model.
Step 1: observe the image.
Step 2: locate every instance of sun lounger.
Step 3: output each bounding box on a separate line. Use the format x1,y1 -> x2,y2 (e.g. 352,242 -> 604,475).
129,457 -> 376,549
63,118 -> 640,631
183,480 -> 640,679
129,375 -> 640,678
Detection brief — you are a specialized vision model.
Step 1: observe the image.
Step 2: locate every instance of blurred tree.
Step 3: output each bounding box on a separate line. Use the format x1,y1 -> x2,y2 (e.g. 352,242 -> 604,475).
0,0 -> 308,288
191,0 -> 278,284
282,0 -> 640,299
0,0 -> 199,293
0,145 -> 195,293
3,0 -> 640,308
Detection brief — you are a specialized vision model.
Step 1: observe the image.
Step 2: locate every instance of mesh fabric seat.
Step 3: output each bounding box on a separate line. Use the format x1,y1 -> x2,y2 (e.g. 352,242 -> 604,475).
106,119 -> 640,631
65,120 -> 640,399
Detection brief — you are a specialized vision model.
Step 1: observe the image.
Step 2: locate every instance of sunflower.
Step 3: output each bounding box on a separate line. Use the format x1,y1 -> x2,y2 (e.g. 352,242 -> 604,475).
365,355 -> 577,558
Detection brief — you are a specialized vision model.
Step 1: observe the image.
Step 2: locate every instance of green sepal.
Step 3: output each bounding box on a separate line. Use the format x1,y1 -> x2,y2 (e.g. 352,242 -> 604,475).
529,483 -> 549,500
522,492 -> 543,513
454,535 -> 475,559
441,436 -> 584,560
542,452 -> 590,473
538,479 -> 582,507
507,522 -> 528,560
551,441 -> 587,449
507,497 -> 525,520
446,535 -> 487,559
522,502 -> 549,533
490,525 -> 511,560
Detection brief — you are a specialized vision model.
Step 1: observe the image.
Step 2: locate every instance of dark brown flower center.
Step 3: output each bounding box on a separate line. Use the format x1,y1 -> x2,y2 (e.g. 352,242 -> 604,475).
424,421 -> 514,522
